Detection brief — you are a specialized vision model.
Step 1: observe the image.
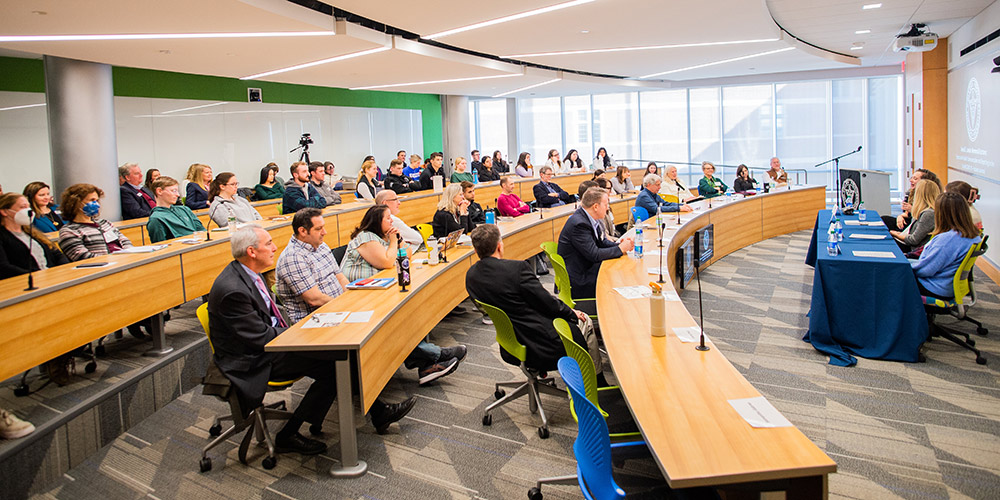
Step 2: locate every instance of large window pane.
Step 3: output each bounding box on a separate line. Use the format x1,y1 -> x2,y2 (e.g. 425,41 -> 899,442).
477,99 -> 508,159
639,89 -> 688,167
776,81 -> 829,186
868,77 -> 902,190
563,95 -> 593,162
832,79 -> 865,190
592,92 -> 639,165
517,97 -> 561,167
722,85 -> 773,181
689,87 -> 721,185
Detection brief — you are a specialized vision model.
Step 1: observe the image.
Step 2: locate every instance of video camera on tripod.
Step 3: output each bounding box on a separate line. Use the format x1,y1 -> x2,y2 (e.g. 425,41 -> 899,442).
290,133 -> 313,163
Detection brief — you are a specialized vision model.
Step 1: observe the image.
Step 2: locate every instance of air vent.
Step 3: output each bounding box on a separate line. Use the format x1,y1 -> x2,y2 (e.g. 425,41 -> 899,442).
959,27 -> 1000,57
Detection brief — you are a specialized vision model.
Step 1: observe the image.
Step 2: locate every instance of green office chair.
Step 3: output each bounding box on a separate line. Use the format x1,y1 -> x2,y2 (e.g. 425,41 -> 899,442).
196,303 -> 299,472
920,236 -> 989,365
539,241 -> 597,319
476,300 -> 565,439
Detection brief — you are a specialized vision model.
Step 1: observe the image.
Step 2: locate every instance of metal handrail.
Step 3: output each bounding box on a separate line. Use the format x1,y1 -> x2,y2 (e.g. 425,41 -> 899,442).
616,159 -> 810,187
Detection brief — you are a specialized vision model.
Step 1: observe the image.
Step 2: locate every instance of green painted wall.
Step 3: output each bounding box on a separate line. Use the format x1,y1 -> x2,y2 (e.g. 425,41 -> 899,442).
0,56 -> 443,156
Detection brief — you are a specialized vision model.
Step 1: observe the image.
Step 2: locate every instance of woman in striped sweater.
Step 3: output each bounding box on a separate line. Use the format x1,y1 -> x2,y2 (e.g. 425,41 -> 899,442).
58,184 -> 133,261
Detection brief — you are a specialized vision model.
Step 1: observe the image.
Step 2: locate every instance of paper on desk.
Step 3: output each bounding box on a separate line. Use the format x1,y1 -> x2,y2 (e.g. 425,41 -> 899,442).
115,244 -> 168,254
852,250 -> 896,258
844,220 -> 862,225
673,326 -> 704,343
345,311 -> 374,323
614,285 -> 651,299
848,233 -> 887,240
728,396 -> 792,428
303,312 -> 349,328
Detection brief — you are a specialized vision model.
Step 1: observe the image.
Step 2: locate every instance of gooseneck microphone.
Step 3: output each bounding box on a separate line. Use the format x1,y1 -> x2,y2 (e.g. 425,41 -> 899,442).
204,202 -> 221,241
24,209 -> 38,291
694,256 -> 709,352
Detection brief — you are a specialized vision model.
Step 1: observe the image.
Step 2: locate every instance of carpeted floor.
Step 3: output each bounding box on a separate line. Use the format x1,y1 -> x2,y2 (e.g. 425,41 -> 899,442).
26,230 -> 1000,500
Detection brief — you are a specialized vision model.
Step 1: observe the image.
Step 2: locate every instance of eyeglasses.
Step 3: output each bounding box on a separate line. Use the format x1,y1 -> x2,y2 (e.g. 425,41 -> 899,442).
225,181 -> 239,187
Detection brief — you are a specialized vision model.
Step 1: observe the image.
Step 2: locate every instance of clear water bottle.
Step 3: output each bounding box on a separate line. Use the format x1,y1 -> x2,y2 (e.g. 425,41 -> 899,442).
655,204 -> 663,228
226,206 -> 237,234
827,225 -> 839,256
845,199 -> 853,214
858,202 -> 867,221
755,180 -> 762,195
725,187 -> 733,203
835,217 -> 844,241
635,226 -> 644,259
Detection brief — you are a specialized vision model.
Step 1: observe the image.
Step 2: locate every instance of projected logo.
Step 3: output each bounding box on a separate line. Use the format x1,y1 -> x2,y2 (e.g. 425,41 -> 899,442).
841,178 -> 860,208
966,78 -> 981,142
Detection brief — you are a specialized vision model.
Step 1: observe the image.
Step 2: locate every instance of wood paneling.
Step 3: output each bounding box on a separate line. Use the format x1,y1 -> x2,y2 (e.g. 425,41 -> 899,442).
761,187 -> 826,240
712,197 -> 763,260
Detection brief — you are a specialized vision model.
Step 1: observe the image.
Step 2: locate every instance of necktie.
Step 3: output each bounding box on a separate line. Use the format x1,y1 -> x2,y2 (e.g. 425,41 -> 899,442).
595,220 -> 604,241
139,190 -> 155,209
253,274 -> 287,327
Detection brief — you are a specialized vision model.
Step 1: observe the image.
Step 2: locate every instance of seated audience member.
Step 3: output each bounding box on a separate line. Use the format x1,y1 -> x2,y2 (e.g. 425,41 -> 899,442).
492,150 -> 510,173
514,152 -> 535,178
557,187 -> 634,301
477,156 -> 501,182
282,161 -> 327,214
0,192 -> 69,279
592,169 -> 608,182
120,162 -> 157,219
544,149 -> 565,174
374,190 -> 423,252
461,181 -> 487,225
254,163 -> 285,201
403,154 -> 423,182
147,177 -> 206,243
610,166 -> 635,195
58,183 -> 132,260
577,180 -> 598,199
890,179 -> 940,253
185,163 -> 213,210
594,178 -> 619,237
466,224 -> 605,376
883,168 -> 941,230
497,176 -> 530,217
337,206 -> 466,384
697,161 -> 728,198
274,208 -> 348,323
23,181 -> 64,232
396,150 -> 408,168
592,147 -> 613,171
450,156 -> 475,184
208,173 -> 262,227
563,149 -> 585,172
661,164 -> 697,203
470,149 -> 484,174
309,161 -> 342,206
355,159 -> 383,201
432,183 -> 477,238
945,180 -> 983,229
144,169 -> 160,194
385,159 -> 420,194
635,174 -> 693,220
645,162 -> 659,177
911,192 -> 982,298
766,157 -> 788,184
534,166 -> 575,208
419,152 -> 447,191
363,155 -> 384,183
323,162 -> 343,190
733,164 -> 757,193
212,225 -> 415,444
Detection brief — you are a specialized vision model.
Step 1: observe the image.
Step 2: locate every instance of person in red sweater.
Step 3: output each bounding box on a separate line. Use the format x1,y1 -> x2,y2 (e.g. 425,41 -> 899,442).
497,176 -> 530,217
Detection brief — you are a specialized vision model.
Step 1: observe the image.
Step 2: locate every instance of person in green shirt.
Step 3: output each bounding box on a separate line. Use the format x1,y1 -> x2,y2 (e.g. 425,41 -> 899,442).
450,156 -> 475,184
147,176 -> 206,243
697,161 -> 728,199
253,163 -> 285,200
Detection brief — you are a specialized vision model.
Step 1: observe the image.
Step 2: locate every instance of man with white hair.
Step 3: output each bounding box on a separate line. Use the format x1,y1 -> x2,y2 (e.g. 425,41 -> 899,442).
767,157 -> 788,184
634,173 -> 692,222
120,163 -> 156,219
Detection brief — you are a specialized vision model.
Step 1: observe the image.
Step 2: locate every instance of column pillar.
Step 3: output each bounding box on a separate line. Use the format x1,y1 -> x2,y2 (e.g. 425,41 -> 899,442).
44,56 -> 121,220
441,95 -> 470,177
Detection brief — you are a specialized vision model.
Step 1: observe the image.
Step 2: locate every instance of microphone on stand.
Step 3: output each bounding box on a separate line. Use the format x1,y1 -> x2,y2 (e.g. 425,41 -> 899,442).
24,209 -> 38,291
657,221 -> 666,284
694,256 -> 709,352
204,203 -> 221,241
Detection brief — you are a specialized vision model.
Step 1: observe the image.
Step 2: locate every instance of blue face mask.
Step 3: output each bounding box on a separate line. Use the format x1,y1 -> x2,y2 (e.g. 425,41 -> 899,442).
82,201 -> 101,218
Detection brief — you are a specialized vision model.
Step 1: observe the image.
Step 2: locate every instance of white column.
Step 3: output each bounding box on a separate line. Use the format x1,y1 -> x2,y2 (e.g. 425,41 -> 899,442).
440,95 -> 470,177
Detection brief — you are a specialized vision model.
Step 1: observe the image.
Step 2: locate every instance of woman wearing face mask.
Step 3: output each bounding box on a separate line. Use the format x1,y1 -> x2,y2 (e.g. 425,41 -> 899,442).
0,192 -> 69,279
57,184 -> 133,261
23,181 -> 64,232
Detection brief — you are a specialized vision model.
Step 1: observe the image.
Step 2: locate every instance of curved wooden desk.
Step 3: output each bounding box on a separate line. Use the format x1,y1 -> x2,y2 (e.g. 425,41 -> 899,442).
597,186 -> 835,497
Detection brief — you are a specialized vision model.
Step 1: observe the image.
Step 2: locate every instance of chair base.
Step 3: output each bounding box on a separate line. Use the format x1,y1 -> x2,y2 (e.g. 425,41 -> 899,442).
928,315 -> 987,365
482,367 -> 564,438
200,401 -> 294,472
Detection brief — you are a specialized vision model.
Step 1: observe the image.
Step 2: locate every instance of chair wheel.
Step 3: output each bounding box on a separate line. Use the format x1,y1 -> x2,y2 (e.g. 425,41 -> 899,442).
482,414 -> 492,426
538,426 -> 549,439
527,486 -> 543,500
494,389 -> 505,400
85,362 -> 97,374
976,356 -> 987,365
977,327 -> 988,335
13,384 -> 29,397
95,345 -> 107,357
262,456 -> 277,470
917,353 -> 926,363
199,457 -> 212,472
968,338 -> 976,347
114,331 -> 124,339
278,401 -> 287,410
209,423 -> 223,437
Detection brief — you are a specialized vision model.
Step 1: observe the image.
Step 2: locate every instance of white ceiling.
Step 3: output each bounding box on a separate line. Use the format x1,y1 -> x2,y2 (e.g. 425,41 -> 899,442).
0,0 -> 993,98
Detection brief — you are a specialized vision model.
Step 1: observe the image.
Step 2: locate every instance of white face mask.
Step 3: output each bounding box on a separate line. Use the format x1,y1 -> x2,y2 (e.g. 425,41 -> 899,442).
13,208 -> 32,226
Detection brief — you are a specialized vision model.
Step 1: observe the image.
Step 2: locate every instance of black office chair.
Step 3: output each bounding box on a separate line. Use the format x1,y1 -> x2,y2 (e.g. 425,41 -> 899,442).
331,244 -> 347,267
237,187 -> 256,201
920,235 -> 989,365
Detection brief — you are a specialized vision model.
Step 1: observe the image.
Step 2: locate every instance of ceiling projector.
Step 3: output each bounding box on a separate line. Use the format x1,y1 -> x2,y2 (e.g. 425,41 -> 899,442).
894,23 -> 938,52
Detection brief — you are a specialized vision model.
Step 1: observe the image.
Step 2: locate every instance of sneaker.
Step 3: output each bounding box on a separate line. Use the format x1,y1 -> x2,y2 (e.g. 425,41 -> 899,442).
371,397 -> 416,434
0,410 -> 35,439
439,345 -> 467,363
417,357 -> 459,386
481,315 -> 493,325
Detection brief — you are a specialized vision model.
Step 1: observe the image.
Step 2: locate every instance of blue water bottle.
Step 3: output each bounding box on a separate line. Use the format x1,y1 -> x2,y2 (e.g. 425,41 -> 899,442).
484,208 -> 495,224
634,226 -> 644,259
472,167 -> 478,184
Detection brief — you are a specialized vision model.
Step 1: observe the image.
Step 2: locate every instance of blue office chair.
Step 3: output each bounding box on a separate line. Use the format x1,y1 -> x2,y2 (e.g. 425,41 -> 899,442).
630,206 -> 648,225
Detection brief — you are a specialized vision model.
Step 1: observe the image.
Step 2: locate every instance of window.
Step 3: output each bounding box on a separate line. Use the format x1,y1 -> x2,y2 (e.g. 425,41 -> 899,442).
476,99 -> 508,158
517,97 -> 562,166
639,89 -> 688,167
832,79 -> 865,189
776,81 -> 830,185
867,77 -> 902,189
563,95 -> 593,161
592,92 -> 639,164
689,87 -> 721,183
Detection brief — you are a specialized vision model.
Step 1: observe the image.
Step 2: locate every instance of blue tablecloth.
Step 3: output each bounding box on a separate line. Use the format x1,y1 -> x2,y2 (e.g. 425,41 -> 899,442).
803,210 -> 927,366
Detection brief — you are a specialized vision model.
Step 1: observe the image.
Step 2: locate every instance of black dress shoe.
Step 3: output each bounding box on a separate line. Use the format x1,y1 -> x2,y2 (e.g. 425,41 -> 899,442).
371,397 -> 416,435
127,324 -> 147,339
274,432 -> 327,455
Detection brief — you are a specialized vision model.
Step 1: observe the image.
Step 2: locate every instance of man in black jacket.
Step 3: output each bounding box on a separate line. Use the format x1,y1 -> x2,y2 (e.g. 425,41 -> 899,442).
460,181 -> 486,225
557,187 -> 633,301
418,152 -> 447,191
119,163 -> 156,219
384,159 -> 419,194
533,166 -> 575,208
207,226 -> 414,453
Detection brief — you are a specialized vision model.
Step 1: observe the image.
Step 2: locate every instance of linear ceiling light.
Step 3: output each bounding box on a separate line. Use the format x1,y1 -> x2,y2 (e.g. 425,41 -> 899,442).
0,103 -> 46,112
0,31 -> 335,42
241,47 -> 389,80
862,3 -> 882,9
503,38 -> 779,58
424,0 -> 596,40
351,74 -> 521,91
492,78 -> 560,98
640,47 -> 795,79
161,102 -> 226,114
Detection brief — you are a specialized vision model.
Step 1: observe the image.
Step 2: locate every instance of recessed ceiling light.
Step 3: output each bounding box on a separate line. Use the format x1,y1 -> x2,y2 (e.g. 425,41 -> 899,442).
492,78 -> 560,98
0,103 -> 46,112
640,47 -> 795,79
581,30 -> 590,34
862,3 -> 882,10
504,38 -> 779,59
850,46 -> 864,50
855,30 -> 871,34
0,31 -> 336,42
241,47 -> 389,80
351,74 -> 521,91
424,0 -> 596,40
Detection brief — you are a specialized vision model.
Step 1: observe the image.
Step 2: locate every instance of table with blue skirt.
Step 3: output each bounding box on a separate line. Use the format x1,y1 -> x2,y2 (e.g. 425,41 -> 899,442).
804,209 -> 928,366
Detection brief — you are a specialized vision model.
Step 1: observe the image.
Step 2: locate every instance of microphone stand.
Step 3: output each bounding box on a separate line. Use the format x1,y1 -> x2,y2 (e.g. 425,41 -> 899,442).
694,258 -> 709,352
815,146 -> 862,213
24,209 -> 38,291
204,203 -> 221,241
657,221 -> 666,284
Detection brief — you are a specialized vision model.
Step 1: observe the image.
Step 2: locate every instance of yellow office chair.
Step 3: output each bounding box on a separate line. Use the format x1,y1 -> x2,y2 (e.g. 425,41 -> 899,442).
659,193 -> 680,204
920,236 -> 989,365
416,223 -> 433,253
539,241 -> 597,319
196,303 -> 299,472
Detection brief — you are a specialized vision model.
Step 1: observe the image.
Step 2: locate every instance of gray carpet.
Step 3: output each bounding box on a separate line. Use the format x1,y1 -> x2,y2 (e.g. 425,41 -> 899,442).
26,230 -> 1000,500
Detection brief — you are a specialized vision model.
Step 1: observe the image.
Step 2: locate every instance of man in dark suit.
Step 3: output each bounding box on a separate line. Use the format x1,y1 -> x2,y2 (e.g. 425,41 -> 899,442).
532,166 -> 575,208
466,224 -> 603,374
119,163 -> 156,219
558,187 -> 634,301
208,226 -> 415,454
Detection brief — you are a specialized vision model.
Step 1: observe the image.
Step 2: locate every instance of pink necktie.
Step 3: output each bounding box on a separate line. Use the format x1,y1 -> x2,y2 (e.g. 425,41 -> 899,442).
253,274 -> 287,327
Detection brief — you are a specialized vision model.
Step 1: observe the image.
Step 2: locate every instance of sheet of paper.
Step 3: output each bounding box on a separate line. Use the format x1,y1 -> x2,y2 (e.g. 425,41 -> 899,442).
728,396 -> 793,428
345,311 -> 374,323
114,244 -> 168,254
303,312 -> 349,328
863,221 -> 885,227
673,326 -> 704,343
614,285 -> 651,300
848,233 -> 887,240
647,267 -> 671,275
844,220 -> 862,225
852,250 -> 896,258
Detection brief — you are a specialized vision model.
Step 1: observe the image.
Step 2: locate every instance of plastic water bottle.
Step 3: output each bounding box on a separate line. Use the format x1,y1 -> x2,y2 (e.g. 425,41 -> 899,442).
472,167 -> 478,184
655,204 -> 663,228
755,180 -> 762,195
827,225 -> 839,256
858,202 -> 867,221
635,226 -> 644,259
725,188 -> 733,203
835,217 -> 844,241
845,199 -> 853,214
226,206 -> 237,234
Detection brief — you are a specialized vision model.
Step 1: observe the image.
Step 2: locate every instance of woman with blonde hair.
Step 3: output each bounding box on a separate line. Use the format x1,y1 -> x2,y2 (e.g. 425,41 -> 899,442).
184,163 -> 212,210
431,183 -> 476,238
450,156 -> 474,183
891,179 -> 940,252
355,159 -> 382,201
